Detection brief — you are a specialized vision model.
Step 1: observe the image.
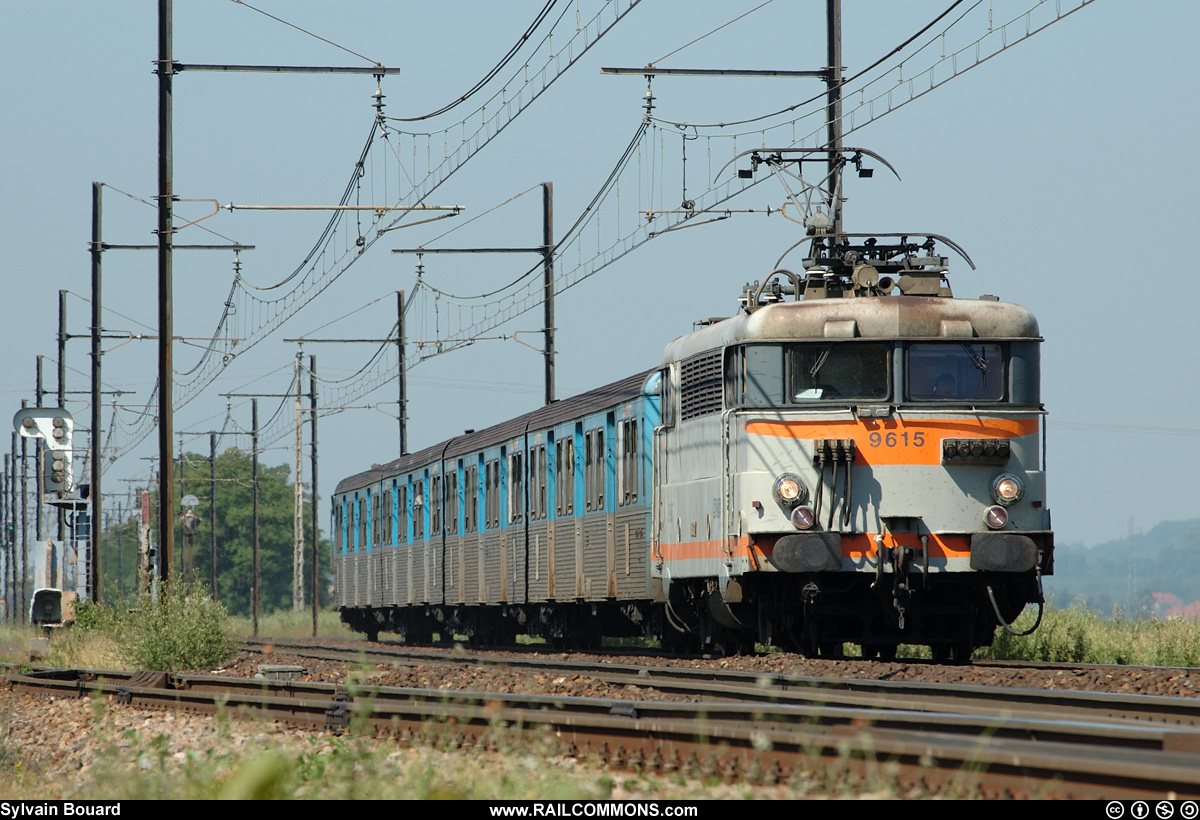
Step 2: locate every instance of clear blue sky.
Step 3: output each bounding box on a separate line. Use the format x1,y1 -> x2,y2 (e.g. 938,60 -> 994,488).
1,0 -> 1194,553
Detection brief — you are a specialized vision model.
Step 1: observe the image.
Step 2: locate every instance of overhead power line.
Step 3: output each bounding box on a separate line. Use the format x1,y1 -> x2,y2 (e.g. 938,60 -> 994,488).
101,0 -> 644,468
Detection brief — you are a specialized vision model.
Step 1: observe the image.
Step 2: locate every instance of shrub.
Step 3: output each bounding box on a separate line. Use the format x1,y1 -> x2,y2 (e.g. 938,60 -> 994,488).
71,601 -> 123,633
53,582 -> 237,672
119,581 -> 238,671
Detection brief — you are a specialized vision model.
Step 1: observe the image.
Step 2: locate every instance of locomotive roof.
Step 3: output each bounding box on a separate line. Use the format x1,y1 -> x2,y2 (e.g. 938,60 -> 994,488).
661,295 -> 1040,365
335,368 -> 656,495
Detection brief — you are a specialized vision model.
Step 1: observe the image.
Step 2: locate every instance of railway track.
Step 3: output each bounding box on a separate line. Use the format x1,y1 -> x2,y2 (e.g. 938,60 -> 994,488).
244,638 -> 1200,728
7,655 -> 1200,799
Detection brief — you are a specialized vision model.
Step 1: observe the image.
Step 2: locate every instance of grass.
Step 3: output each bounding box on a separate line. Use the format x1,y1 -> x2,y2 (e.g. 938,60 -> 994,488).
976,602 -> 1200,666
227,607 -> 357,639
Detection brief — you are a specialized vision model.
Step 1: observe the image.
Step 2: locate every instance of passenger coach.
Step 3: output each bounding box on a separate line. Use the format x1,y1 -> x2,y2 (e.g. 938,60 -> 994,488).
332,371 -> 660,646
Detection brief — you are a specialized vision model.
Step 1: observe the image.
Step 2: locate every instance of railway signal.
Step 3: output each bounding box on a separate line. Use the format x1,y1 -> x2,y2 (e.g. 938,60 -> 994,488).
12,408 -> 74,496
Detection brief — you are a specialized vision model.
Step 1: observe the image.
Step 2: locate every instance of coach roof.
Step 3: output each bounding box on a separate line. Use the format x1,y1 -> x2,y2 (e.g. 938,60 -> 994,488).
334,368 -> 655,496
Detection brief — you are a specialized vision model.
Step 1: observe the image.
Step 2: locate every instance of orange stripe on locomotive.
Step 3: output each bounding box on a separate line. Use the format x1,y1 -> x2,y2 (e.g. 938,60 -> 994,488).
743,417 -> 1037,466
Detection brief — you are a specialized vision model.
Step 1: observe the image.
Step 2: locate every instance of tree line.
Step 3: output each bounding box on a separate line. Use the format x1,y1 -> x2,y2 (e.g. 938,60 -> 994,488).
101,447 -> 330,615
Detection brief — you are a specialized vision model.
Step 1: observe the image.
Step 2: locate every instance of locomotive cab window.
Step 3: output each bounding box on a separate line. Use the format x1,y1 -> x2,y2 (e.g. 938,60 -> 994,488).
738,345 -> 785,407
907,343 -> 1005,402
791,342 -> 889,402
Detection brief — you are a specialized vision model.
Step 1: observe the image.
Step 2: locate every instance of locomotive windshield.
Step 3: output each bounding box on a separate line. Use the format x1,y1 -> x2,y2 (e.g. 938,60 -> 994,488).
791,343 -> 890,401
735,340 -> 1040,407
738,342 -> 890,405
906,343 -> 1004,401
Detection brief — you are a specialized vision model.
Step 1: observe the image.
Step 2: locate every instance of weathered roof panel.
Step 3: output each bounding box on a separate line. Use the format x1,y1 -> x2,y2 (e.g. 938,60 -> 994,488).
334,369 -> 655,495
661,296 -> 1040,363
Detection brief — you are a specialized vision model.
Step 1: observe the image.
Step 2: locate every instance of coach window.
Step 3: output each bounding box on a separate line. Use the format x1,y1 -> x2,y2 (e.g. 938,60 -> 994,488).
357,496 -> 366,551
414,480 -> 425,541
555,439 -> 564,515
556,438 -> 575,516
398,485 -> 408,543
790,342 -> 889,401
509,451 -> 524,523
529,444 -> 547,520
906,343 -> 1005,402
618,418 -> 639,506
335,503 -> 344,553
527,446 -> 540,520
431,474 -> 442,535
447,467 -> 459,534
528,449 -> 542,518
465,464 -> 479,533
371,492 -> 380,547
586,429 -> 603,512
384,487 -> 393,545
485,459 -> 499,529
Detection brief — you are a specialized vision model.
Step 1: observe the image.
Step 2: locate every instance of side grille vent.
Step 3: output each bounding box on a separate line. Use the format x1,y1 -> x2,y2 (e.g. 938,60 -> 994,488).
680,351 -> 723,421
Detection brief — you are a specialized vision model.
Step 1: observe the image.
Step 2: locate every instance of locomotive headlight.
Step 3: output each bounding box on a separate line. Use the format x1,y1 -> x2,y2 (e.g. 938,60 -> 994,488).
773,474 -> 807,508
991,472 -> 1024,506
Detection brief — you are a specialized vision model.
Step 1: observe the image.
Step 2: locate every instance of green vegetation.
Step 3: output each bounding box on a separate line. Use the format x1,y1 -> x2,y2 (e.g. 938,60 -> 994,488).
43,581 -> 237,671
227,607 -> 355,639
977,602 -> 1200,666
101,447 -> 330,617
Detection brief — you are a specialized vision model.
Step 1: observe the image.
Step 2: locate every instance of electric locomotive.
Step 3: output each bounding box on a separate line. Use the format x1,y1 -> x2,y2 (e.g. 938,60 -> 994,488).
331,232 -> 1051,659
653,232 -> 1051,660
